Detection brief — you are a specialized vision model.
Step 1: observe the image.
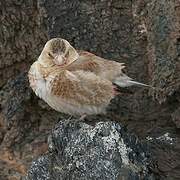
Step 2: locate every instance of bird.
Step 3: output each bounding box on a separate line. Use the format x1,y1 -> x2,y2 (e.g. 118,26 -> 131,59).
28,38 -> 152,119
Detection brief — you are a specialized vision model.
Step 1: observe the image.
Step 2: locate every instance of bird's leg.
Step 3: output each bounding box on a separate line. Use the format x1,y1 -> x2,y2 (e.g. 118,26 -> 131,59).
79,114 -> 87,121
113,85 -> 120,96
67,115 -> 73,121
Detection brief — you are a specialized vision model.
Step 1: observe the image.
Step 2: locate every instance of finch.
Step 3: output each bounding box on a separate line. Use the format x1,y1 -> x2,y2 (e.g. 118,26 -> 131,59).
28,38 -> 151,118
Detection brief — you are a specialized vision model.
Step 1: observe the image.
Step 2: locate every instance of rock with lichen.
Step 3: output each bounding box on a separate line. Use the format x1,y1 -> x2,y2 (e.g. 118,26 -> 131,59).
26,120 -> 155,180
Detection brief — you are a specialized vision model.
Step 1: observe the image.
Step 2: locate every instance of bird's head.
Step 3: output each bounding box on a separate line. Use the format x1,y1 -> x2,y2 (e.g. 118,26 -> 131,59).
38,38 -> 79,67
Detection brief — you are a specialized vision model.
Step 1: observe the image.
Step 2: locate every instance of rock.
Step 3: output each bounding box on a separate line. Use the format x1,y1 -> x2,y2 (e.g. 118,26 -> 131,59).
26,120 -> 155,180
0,72 -> 31,128
0,0 -> 48,87
0,72 -> 63,179
141,0 -> 180,103
0,0 -> 180,179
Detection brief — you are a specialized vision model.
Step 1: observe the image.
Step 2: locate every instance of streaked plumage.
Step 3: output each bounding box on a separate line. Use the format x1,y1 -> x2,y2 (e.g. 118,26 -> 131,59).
28,38 -> 151,116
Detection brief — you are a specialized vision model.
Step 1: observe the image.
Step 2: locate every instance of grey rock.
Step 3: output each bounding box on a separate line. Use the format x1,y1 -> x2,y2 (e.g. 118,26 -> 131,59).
0,72 -> 31,128
1,0 -> 180,179
26,120 -> 155,180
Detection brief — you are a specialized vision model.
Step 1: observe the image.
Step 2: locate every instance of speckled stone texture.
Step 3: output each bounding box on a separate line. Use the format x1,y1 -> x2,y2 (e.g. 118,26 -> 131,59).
26,120 -> 155,180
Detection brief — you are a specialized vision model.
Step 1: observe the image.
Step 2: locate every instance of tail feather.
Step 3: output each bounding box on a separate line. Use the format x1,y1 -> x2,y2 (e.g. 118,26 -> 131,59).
114,74 -> 153,88
126,80 -> 152,87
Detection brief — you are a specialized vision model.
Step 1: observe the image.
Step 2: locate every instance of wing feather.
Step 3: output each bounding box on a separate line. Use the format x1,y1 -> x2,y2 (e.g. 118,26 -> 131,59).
50,70 -> 114,106
67,50 -> 125,81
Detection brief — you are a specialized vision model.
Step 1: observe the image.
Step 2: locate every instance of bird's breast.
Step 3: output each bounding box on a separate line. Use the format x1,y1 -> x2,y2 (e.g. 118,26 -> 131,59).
28,63 -> 51,100
29,75 -> 47,99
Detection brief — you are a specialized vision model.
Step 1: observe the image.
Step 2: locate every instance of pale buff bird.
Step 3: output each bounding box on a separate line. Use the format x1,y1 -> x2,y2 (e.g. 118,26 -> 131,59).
28,38 -> 151,118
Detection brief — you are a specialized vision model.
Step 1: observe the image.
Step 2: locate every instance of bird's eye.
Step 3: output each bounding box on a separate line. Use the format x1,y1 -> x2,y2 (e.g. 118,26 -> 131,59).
48,52 -> 54,58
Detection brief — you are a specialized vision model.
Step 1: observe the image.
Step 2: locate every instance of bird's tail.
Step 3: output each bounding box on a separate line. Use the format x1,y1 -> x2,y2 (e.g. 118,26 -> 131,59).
114,74 -> 153,88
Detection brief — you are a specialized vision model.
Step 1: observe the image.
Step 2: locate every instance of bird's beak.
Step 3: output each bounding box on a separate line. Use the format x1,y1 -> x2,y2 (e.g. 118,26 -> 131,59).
54,54 -> 67,66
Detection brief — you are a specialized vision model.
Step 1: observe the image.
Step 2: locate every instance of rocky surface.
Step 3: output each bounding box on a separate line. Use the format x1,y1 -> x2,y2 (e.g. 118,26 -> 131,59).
0,0 -> 48,87
0,73 -> 63,179
0,0 -> 180,179
26,120 -> 155,180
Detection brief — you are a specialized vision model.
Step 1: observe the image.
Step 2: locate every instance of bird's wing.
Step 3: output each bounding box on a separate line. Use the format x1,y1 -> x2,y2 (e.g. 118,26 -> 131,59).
67,51 -> 151,88
50,70 -> 114,106
67,50 -> 125,82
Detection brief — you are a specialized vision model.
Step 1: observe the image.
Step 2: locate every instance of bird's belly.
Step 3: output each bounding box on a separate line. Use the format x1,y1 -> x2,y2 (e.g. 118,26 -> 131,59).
45,95 -> 106,116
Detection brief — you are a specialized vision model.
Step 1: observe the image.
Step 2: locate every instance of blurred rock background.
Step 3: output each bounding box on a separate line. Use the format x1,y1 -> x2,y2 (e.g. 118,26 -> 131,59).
0,0 -> 179,179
